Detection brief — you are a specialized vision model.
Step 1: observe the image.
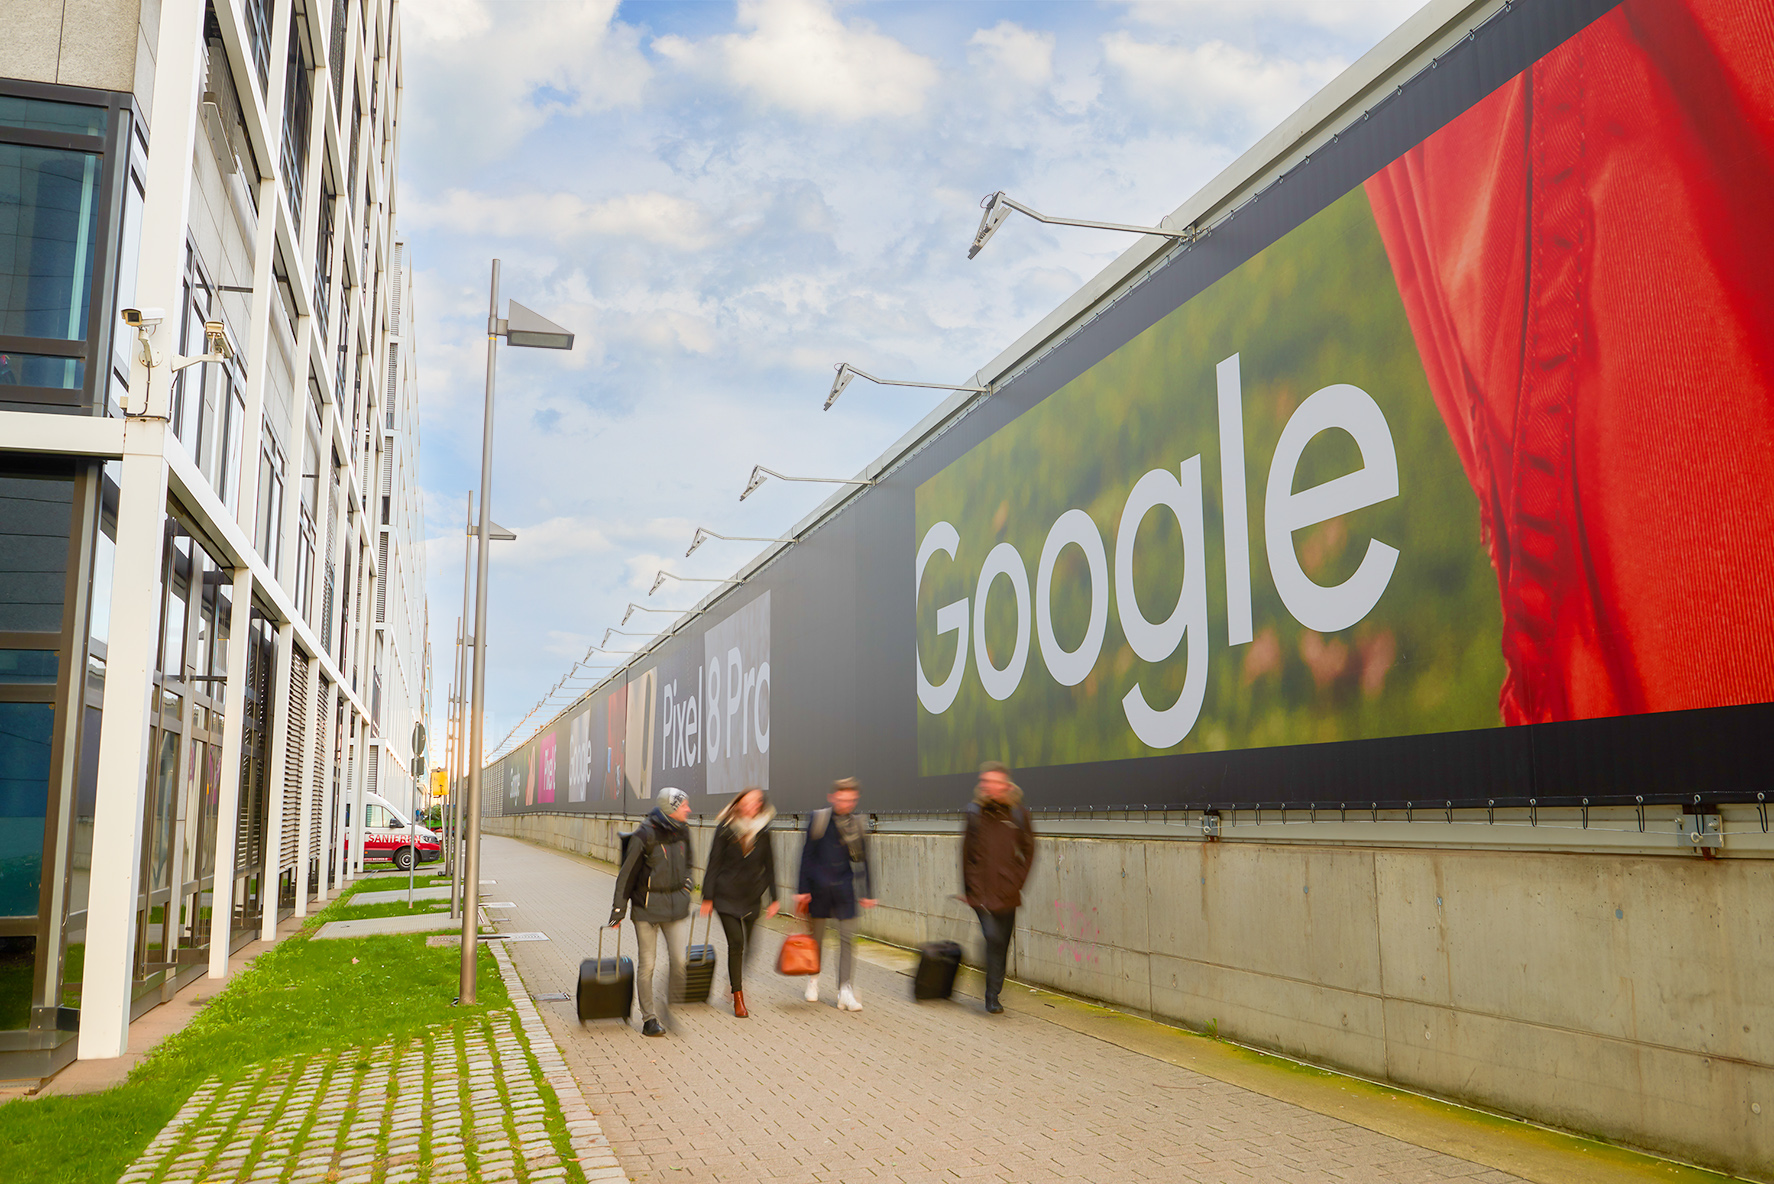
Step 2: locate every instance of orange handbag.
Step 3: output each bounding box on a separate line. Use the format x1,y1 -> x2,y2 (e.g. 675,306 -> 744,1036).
776,929 -> 821,976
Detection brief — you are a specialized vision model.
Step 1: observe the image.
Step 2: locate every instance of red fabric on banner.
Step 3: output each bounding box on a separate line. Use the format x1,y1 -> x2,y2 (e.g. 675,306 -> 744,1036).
1364,0 -> 1774,725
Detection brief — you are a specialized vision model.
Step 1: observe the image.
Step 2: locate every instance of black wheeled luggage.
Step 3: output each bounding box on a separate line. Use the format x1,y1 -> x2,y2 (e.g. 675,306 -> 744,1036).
577,927 -> 634,1021
913,939 -> 963,1001
677,912 -> 718,1004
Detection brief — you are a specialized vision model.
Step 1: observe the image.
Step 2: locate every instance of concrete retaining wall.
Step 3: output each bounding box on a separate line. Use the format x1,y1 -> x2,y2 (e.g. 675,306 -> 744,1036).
483,812 -> 1772,1178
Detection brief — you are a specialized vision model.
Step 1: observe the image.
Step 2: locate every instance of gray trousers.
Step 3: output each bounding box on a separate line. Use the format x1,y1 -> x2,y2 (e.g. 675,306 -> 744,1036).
632,918 -> 689,1023
809,915 -> 858,987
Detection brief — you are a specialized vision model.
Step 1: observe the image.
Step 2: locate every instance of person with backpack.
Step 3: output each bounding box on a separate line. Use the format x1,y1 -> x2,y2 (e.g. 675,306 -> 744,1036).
962,762 -> 1035,1014
609,786 -> 694,1036
793,778 -> 874,1011
699,787 -> 780,1018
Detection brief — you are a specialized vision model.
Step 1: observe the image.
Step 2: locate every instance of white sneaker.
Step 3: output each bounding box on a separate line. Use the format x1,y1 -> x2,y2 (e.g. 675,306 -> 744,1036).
838,985 -> 860,1012
804,978 -> 820,1002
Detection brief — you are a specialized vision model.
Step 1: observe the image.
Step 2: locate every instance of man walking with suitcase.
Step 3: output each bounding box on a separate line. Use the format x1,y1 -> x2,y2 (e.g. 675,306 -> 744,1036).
963,762 -> 1035,1014
610,787 -> 694,1036
794,778 -> 874,1012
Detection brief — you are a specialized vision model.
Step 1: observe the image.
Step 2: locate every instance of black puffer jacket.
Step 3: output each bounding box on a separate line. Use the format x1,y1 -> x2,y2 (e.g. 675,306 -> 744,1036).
701,807 -> 779,917
609,808 -> 692,924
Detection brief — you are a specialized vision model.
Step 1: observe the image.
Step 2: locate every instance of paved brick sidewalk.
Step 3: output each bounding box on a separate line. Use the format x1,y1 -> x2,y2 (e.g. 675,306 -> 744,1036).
115,942 -> 618,1184
482,834 -> 1529,1184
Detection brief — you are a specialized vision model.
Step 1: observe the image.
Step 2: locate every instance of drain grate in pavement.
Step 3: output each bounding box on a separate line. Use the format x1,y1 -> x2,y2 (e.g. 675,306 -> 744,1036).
533,992 -> 571,1002
479,931 -> 549,942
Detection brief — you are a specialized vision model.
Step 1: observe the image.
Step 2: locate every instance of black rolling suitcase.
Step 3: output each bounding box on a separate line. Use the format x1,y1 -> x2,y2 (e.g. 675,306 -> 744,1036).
676,911 -> 718,1005
913,939 -> 963,1001
577,927 -> 635,1022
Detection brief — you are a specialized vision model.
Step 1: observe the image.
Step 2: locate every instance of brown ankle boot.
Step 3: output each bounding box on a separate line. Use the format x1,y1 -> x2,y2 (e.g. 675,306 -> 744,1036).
733,990 -> 748,1018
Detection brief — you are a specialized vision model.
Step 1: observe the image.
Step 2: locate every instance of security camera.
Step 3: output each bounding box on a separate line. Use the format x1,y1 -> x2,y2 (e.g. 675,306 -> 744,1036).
122,307 -> 166,330
202,319 -> 234,361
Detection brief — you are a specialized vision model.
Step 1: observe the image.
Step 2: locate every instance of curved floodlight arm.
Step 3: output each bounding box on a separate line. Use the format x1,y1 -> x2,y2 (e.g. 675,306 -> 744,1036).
825,363 -> 991,410
741,464 -> 874,501
688,527 -> 797,556
621,602 -> 706,626
650,570 -> 743,596
969,191 -> 1197,259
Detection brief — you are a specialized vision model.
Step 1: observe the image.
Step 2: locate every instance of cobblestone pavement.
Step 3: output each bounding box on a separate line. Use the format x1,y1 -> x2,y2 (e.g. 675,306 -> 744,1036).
117,942 -> 621,1184
483,834 -> 1531,1184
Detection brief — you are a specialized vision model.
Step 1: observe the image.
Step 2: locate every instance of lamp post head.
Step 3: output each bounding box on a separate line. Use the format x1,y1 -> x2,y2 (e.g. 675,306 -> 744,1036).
501,300 -> 575,350
969,191 -> 1013,260
740,465 -> 768,501
824,363 -> 856,411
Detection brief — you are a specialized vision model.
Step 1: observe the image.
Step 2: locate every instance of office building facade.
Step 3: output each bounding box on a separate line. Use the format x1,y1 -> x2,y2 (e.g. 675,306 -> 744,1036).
0,0 -> 422,1077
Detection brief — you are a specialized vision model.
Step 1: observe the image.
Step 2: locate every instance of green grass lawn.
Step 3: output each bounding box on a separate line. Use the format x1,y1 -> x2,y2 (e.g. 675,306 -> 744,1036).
0,886 -> 510,1184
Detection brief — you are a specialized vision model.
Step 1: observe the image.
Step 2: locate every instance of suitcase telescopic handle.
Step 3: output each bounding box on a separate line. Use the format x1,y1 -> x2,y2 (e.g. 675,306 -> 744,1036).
596,922 -> 622,975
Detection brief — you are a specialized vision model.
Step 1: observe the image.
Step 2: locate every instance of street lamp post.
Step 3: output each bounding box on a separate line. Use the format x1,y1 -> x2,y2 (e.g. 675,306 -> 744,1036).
460,259 -> 574,1005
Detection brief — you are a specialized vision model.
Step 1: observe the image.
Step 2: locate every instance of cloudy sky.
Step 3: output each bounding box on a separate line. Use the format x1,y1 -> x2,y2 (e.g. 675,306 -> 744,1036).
401,0 -> 1424,756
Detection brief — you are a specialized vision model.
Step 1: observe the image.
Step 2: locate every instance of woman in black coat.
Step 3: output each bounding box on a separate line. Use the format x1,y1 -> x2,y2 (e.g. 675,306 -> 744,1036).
699,787 -> 779,1017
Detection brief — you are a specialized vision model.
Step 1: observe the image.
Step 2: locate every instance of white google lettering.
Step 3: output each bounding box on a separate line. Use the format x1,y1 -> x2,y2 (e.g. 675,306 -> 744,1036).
974,542 -> 1031,701
1115,459 -> 1209,746
1263,383 -> 1400,633
914,521 -> 969,714
915,358 -> 1400,749
1035,509 -> 1108,687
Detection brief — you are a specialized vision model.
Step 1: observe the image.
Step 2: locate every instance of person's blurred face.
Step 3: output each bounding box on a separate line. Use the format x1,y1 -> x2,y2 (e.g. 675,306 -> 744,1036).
736,789 -> 762,818
671,800 -> 692,822
830,788 -> 859,815
978,771 -> 1012,802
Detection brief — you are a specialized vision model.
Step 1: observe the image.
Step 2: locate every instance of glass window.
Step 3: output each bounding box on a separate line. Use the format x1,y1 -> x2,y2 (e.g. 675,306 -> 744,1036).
0,143 -> 103,340
363,803 -> 389,829
0,650 -> 57,684
0,96 -> 105,137
0,350 -> 84,389
0,701 -> 53,917
0,463 -> 74,633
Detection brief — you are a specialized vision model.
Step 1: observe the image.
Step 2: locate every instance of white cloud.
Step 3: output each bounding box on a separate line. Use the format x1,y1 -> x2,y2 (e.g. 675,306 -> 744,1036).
495,515 -> 614,569
403,189 -> 717,251
1100,34 -> 1345,133
403,0 -> 650,159
1119,0 -> 1421,39
967,21 -> 1056,88
657,0 -> 938,122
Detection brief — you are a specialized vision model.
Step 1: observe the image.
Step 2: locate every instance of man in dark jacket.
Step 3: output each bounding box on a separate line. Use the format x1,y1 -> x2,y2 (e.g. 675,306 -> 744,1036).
794,778 -> 874,1011
962,762 -> 1035,1014
609,787 -> 693,1036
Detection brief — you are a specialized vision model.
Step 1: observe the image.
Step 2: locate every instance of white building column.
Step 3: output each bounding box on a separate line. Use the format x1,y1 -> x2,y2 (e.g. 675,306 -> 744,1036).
206,567 -> 255,979
292,652 -> 319,915
314,678 -> 338,901
77,426 -> 170,1059
259,621 -> 294,941
350,711 -> 367,877
76,0 -> 207,1060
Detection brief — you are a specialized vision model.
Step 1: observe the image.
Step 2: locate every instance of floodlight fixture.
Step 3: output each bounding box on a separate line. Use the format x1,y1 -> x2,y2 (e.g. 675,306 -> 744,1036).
466,519 -> 517,542
497,300 -> 576,350
650,570 -> 742,597
740,464 -> 873,502
687,527 -> 796,557
968,190 -> 1196,260
621,601 -> 703,627
825,363 -> 990,410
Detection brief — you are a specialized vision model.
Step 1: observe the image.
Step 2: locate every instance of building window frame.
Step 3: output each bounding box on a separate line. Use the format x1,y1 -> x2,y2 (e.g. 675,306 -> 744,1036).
0,79 -> 140,418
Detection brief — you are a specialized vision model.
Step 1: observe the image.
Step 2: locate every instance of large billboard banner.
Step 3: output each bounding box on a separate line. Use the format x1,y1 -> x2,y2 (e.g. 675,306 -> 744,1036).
490,0 -> 1774,817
